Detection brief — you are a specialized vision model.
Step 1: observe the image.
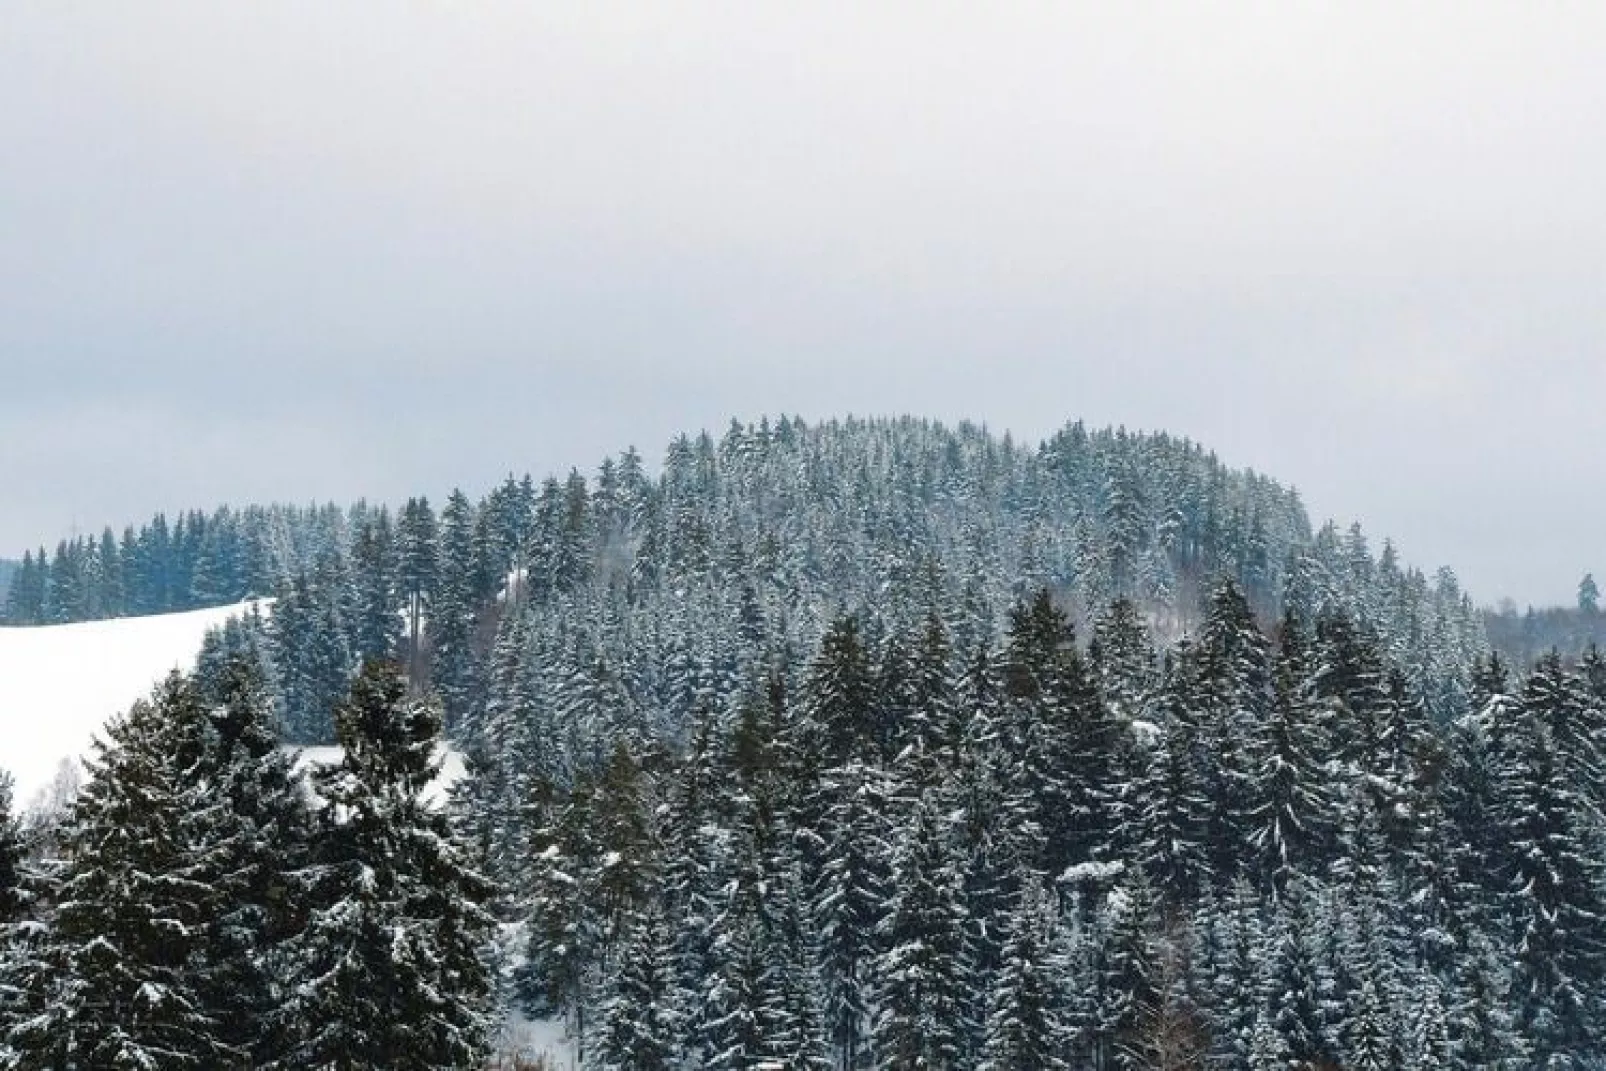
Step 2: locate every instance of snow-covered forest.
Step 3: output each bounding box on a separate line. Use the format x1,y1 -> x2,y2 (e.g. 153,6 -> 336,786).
2,416 -> 1596,1068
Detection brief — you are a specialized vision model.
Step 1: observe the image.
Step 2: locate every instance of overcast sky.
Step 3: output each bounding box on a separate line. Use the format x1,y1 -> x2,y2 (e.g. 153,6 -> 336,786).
2,3 -> 1602,606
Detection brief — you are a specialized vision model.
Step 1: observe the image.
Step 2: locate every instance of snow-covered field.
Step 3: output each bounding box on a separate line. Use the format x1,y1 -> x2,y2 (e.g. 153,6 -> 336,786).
0,602 -> 261,809
0,600 -> 472,815
295,744 -> 468,809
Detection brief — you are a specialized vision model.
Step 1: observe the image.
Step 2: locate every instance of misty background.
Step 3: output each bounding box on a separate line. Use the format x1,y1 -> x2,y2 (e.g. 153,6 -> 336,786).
2,3 -> 1602,606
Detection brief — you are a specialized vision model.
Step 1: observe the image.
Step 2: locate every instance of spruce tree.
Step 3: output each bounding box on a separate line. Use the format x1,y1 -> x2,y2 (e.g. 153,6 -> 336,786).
870,792 -> 970,1070
1491,703 -> 1606,1062
594,906 -> 677,1071
977,874 -> 1068,1071
0,773 -> 20,926
1243,619 -> 1332,897
8,676 -> 227,1068
1094,869 -> 1163,1071
273,660 -> 497,1070
1192,580 -> 1274,885
188,659 -> 316,1065
1130,668 -> 1211,907
811,761 -> 893,1070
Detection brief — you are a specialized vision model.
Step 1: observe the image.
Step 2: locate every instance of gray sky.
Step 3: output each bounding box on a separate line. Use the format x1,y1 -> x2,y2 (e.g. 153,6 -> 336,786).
2,3 -> 1603,607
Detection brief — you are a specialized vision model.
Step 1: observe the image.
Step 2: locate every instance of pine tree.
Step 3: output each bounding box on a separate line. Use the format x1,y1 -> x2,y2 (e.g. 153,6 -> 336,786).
273,660 -> 497,1069
594,906 -> 677,1071
977,874 -> 1068,1071
1203,878 -> 1266,1071
871,792 -> 970,1070
0,769 -> 25,1050
1192,580 -> 1274,885
187,658 -> 316,1065
1094,869 -> 1163,1071
1402,970 -> 1451,1071
1000,589 -> 1126,877
811,761 -> 893,1070
395,496 -> 438,686
1580,573 -> 1600,616
804,616 -> 877,768
1130,668 -> 1211,907
757,829 -> 833,1071
349,513 -> 402,662
1243,618 -> 1332,897
8,676 -> 228,1068
1258,887 -> 1333,1070
430,489 -> 484,732
1490,702 -> 1606,1062
1447,931 -> 1530,1069
0,773 -> 20,926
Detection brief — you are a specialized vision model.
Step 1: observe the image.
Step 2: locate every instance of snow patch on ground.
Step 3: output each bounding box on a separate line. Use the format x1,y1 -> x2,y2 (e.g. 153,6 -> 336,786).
0,601 -> 264,809
497,1009 -> 580,1070
294,743 -> 468,809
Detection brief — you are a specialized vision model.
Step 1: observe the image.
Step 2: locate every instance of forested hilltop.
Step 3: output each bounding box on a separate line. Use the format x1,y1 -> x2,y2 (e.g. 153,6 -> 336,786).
10,415 -> 1564,1069
6,417 -> 1486,730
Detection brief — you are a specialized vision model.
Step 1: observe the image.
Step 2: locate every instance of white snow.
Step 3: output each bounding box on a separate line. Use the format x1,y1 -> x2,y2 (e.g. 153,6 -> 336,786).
1129,718 -> 1161,746
0,601 -> 264,810
496,1009 -> 579,1070
293,743 -> 468,809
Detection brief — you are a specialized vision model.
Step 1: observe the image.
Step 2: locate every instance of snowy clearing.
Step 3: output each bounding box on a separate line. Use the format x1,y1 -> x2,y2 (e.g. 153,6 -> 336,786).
497,1010 -> 579,1070
294,743 -> 468,809
0,601 -> 264,809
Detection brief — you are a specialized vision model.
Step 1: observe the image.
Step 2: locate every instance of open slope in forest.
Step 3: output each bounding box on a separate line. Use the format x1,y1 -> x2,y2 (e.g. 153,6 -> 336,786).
0,601 -> 261,807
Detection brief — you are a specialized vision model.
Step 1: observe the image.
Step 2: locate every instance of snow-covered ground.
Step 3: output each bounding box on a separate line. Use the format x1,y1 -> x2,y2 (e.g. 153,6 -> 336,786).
0,601 -> 475,815
0,601 -> 262,809
295,744 -> 468,809
496,1011 -> 580,1070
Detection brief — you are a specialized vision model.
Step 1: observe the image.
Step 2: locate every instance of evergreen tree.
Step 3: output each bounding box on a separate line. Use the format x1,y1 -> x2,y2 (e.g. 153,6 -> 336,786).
811,761 -> 893,1070
430,489 -> 484,732
0,773 -> 20,926
1130,667 -> 1211,907
594,906 -> 677,1071
8,676 -> 227,1068
348,513 -> 402,662
1192,580 -> 1274,885
1243,620 -> 1332,897
977,874 -> 1068,1071
1258,888 -> 1333,1069
187,659 -> 316,1065
273,661 -> 497,1069
871,792 -> 970,1070
1093,868 -> 1163,1071
1580,572 -> 1600,616
1491,701 -> 1606,1062
395,497 -> 438,685
804,616 -> 877,768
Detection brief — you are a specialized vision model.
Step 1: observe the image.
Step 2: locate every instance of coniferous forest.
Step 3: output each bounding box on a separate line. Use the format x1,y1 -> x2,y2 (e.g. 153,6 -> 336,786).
3,416 -> 1602,1068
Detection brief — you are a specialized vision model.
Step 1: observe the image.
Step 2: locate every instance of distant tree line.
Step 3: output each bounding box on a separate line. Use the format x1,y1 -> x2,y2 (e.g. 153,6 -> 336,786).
1485,572 -> 1606,667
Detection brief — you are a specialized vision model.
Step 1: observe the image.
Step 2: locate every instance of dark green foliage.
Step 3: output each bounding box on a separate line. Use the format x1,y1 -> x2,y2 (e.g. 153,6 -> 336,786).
871,792 -> 970,1069
273,661 -> 497,1070
594,907 -> 677,1071
977,875 -> 1069,1071
7,677 -> 229,1069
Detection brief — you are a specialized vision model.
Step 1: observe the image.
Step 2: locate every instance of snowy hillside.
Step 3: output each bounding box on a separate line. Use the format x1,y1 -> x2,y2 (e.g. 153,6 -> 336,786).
0,601 -> 261,808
